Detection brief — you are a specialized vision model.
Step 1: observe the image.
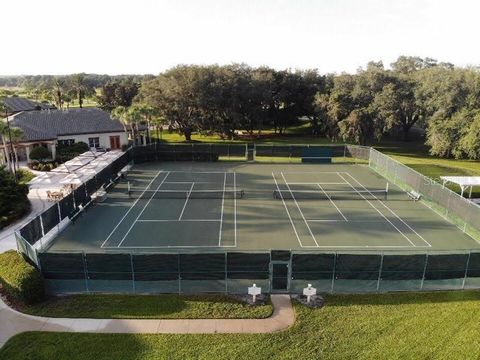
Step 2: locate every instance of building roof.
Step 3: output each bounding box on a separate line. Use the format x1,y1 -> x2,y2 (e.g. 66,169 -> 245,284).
9,108 -> 125,142
2,97 -> 56,113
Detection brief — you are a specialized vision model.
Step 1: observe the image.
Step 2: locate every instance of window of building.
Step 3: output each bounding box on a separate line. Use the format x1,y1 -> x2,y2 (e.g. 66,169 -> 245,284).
58,139 -> 75,146
88,137 -> 100,148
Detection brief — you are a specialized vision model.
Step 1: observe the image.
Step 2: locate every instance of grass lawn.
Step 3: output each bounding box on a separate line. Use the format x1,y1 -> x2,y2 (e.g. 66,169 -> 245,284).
20,294 -> 272,319
2,291 -> 480,360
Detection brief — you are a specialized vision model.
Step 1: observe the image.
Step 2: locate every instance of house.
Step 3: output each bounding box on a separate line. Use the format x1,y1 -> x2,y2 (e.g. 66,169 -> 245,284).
1,108 -> 133,162
2,96 -> 56,116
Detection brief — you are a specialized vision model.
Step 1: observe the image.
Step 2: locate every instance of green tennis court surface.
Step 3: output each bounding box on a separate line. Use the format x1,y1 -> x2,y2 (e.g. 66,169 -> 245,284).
44,162 -> 480,253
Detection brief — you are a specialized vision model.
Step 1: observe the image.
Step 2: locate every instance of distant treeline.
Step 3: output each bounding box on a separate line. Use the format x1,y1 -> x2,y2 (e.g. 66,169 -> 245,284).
0,74 -> 153,89
2,57 -> 480,159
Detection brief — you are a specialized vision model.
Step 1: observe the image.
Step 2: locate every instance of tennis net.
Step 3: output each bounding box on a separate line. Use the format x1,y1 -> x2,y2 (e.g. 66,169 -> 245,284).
128,189 -> 245,199
273,189 -> 388,200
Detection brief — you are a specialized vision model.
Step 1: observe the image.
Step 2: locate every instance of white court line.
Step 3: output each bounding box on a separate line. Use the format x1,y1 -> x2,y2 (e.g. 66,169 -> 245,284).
343,172 -> 432,247
337,172 -> 416,247
117,171 -> 171,247
178,183 -> 195,220
307,219 -> 389,223
317,183 -> 348,221
234,172 -> 237,247
164,181 -> 211,184
218,172 -> 227,246
281,172 -> 320,247
288,182 -> 349,185
101,170 -> 162,248
137,219 -> 220,222
272,172 -> 304,248
162,171 -> 229,174
103,245 -> 238,249
279,171 -> 347,174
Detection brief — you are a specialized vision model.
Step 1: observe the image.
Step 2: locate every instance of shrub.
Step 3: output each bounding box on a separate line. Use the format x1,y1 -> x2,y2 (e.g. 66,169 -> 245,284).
0,166 -> 30,229
28,161 -> 58,172
16,168 -> 35,184
56,142 -> 89,163
29,146 -> 51,161
0,251 -> 45,304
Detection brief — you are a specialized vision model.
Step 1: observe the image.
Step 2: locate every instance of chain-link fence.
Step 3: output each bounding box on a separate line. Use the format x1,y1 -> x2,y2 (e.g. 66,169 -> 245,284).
15,151 -> 131,265
38,251 -> 271,294
369,148 -> 480,241
37,250 -> 480,295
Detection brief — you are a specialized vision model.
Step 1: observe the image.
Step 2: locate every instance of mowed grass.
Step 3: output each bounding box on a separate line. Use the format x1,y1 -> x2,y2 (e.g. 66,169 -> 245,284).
2,291 -> 480,360
21,294 -> 272,319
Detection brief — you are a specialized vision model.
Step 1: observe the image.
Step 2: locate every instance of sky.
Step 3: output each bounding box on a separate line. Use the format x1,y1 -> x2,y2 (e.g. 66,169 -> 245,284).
2,0 -> 479,75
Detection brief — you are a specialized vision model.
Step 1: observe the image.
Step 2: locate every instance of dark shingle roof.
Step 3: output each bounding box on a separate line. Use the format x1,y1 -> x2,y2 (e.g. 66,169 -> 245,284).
9,108 -> 125,142
2,97 -> 56,113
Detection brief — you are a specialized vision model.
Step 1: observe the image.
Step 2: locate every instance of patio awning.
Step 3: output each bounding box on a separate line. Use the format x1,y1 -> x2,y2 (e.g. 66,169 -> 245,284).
440,176 -> 480,198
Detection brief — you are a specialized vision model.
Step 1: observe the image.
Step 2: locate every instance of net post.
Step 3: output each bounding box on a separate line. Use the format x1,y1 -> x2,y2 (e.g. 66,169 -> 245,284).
385,183 -> 389,200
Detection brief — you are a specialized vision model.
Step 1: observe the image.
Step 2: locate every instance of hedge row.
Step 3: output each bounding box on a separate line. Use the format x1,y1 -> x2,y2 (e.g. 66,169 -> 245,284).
0,251 -> 45,304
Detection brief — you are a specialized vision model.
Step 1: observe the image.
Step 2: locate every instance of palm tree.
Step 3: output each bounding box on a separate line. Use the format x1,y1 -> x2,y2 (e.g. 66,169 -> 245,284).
69,74 -> 94,108
0,121 -> 12,172
132,104 -> 156,143
111,106 -> 144,146
9,127 -> 24,172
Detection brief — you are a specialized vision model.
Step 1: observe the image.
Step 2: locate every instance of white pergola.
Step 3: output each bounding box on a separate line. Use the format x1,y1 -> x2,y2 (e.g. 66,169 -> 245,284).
440,176 -> 480,199
27,150 -> 124,197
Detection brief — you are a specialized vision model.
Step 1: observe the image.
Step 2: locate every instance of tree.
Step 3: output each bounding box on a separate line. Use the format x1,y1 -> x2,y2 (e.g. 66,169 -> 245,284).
68,73 -> 95,108
29,146 -> 51,162
9,127 -> 24,172
97,79 -> 139,112
0,121 -> 12,173
111,106 -> 133,145
373,76 -> 424,140
458,111 -> 480,159
131,104 -> 157,143
0,166 -> 30,229
139,66 -> 205,141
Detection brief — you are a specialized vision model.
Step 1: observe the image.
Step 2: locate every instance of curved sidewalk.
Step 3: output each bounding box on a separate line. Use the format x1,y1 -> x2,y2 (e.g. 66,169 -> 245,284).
0,295 -> 294,348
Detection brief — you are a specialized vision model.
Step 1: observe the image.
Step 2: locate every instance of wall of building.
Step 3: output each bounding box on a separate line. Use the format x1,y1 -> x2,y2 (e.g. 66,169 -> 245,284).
57,132 -> 128,150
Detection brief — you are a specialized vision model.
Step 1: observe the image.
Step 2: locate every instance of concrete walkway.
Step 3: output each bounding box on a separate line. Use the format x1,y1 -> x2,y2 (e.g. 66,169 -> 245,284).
0,295 -> 294,348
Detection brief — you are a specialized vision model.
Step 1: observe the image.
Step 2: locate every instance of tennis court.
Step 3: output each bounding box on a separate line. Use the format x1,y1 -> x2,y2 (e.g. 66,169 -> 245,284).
45,162 -> 479,253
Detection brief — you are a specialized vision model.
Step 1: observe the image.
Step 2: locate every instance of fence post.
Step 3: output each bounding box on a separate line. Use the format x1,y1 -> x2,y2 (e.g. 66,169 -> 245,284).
82,251 -> 90,293
39,216 -> 45,249
330,252 -> 337,294
420,252 -> 428,290
224,252 -> 228,294
130,253 -> 136,293
178,253 -> 181,294
376,252 -> 384,293
462,251 -> 471,290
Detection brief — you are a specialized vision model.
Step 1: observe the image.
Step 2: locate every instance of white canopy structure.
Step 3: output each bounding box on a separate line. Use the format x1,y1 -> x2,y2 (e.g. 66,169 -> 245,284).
440,176 -> 480,198
27,150 -> 124,197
